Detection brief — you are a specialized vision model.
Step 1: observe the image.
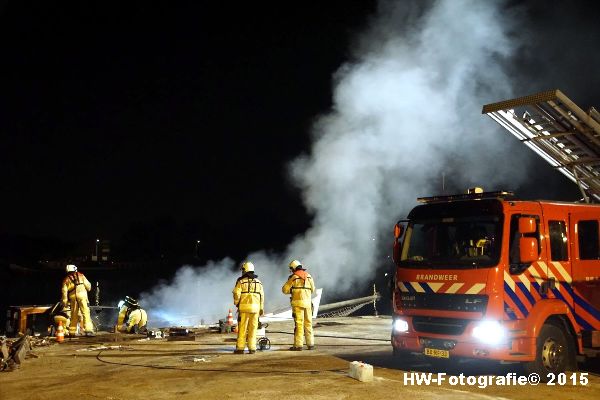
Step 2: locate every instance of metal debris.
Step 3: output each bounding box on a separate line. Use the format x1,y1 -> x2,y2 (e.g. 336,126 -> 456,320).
180,354 -> 216,363
1,335 -> 36,372
76,345 -> 133,352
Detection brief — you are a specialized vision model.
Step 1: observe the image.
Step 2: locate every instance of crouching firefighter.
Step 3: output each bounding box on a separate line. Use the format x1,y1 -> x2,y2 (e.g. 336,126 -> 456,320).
61,264 -> 94,337
232,261 -> 264,354
282,259 -> 316,351
117,296 -> 148,333
49,301 -> 71,333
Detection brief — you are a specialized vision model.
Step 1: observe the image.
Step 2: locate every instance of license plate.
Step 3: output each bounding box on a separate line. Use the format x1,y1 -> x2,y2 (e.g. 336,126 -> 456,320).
423,348 -> 449,358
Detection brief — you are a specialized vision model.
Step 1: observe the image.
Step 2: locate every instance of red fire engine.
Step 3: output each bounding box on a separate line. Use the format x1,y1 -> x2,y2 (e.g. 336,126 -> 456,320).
391,90 -> 600,379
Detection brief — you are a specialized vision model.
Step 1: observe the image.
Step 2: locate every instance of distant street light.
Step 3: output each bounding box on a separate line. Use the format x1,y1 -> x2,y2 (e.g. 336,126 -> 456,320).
95,238 -> 100,260
195,240 -> 201,258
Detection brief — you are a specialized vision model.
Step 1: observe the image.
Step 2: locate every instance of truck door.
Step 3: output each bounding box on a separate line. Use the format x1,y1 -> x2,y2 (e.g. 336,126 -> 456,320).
569,213 -> 600,331
544,217 -> 573,312
506,211 -> 544,320
569,212 -> 600,330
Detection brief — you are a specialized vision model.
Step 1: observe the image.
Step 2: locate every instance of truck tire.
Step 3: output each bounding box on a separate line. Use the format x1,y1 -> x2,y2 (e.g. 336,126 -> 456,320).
524,323 -> 570,380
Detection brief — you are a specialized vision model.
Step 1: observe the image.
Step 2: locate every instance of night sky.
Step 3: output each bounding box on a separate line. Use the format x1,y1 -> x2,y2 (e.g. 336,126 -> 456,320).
2,1 -> 600,262
1,2 -> 375,254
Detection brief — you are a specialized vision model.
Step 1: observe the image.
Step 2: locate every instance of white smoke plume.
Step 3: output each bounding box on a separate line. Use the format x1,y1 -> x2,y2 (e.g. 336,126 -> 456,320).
140,0 -> 529,325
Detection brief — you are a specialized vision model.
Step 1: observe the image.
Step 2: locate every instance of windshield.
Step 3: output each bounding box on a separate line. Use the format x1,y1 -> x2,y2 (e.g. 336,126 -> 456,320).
399,200 -> 503,269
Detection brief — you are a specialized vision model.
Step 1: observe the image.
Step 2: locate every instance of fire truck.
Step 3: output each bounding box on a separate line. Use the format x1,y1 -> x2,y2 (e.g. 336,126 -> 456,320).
391,90 -> 600,379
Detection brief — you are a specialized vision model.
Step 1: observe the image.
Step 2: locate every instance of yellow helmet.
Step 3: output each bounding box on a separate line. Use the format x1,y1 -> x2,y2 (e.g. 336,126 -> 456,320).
289,259 -> 302,270
241,261 -> 255,273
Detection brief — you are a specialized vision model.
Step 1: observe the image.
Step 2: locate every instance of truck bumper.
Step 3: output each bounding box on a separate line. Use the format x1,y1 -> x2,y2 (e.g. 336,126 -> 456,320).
391,318 -> 537,362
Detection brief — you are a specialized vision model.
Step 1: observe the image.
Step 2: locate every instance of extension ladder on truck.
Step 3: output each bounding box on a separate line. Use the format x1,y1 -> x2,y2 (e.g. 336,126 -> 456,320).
482,89 -> 600,203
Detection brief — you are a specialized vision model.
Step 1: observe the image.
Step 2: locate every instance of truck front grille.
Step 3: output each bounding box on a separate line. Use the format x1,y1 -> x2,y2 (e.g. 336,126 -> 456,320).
412,316 -> 470,336
397,293 -> 488,313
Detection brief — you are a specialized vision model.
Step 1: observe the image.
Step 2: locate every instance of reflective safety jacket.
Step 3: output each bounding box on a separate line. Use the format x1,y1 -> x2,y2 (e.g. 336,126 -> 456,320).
282,269 -> 315,308
117,305 -> 142,326
233,273 -> 264,314
117,306 -> 147,332
61,272 -> 91,303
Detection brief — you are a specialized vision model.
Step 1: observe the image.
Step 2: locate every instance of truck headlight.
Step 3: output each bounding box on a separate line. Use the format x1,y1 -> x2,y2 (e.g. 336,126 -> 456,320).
472,320 -> 506,345
393,318 -> 409,333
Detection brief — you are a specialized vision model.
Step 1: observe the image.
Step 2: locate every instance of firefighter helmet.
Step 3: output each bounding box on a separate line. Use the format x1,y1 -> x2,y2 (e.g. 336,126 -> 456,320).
289,259 -> 302,270
124,296 -> 138,308
241,261 -> 255,273
66,264 -> 77,273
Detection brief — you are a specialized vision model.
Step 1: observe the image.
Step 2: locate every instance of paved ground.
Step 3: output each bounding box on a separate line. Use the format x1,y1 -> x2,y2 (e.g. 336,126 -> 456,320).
1,316 -> 599,400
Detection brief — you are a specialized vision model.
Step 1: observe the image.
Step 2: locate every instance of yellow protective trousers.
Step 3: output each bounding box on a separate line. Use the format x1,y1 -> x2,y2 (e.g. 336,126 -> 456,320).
292,306 -> 313,348
69,294 -> 93,334
236,312 -> 259,351
125,309 -> 148,333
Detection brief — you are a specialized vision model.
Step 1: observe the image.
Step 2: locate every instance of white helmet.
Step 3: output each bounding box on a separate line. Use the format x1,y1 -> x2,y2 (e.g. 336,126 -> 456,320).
241,261 -> 255,273
289,259 -> 302,271
66,264 -> 77,273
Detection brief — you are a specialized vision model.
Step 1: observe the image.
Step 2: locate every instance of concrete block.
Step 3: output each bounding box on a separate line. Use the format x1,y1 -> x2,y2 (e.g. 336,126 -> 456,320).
349,361 -> 373,382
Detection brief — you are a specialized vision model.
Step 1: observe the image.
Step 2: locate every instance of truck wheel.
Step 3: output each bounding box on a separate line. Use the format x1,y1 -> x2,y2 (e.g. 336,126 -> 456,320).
524,323 -> 569,380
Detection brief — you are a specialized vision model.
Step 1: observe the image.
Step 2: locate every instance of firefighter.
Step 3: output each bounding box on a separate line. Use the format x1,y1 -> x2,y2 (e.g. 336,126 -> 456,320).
282,259 -> 316,351
232,261 -> 264,354
116,296 -> 148,333
61,264 -> 94,337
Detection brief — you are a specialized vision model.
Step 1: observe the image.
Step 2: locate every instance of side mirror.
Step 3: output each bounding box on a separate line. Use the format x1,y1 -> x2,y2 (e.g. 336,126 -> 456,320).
394,222 -> 405,240
519,237 -> 539,263
518,217 -> 536,234
393,222 -> 405,264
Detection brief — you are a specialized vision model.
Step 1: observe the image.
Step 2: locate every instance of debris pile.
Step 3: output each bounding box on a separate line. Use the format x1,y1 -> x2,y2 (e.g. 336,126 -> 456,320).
167,327 -> 194,341
0,335 -> 50,372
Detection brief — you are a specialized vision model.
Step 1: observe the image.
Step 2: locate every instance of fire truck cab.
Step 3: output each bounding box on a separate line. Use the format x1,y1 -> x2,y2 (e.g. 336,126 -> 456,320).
392,191 -> 600,376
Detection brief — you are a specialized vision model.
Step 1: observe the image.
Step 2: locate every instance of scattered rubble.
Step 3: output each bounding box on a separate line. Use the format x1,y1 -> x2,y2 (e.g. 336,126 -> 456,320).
180,354 -> 216,363
75,345 -> 133,352
0,335 -> 46,372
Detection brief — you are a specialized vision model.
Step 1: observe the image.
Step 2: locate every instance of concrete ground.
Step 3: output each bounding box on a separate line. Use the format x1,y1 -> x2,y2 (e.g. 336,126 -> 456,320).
1,316 -> 599,400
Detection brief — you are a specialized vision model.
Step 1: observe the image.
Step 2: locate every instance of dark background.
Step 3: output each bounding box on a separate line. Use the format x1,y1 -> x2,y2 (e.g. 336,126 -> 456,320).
1,2 -> 378,251
1,1 -> 599,323
0,1 -> 380,325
